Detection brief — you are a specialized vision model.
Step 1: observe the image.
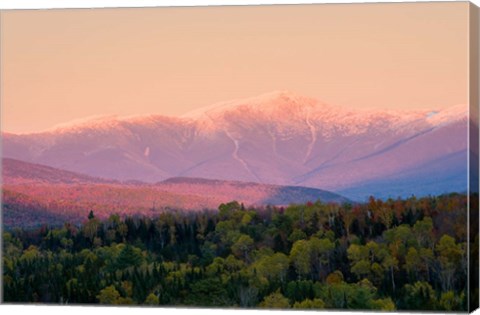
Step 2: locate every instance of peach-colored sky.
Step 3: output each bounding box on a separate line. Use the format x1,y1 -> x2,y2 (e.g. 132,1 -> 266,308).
1,2 -> 469,134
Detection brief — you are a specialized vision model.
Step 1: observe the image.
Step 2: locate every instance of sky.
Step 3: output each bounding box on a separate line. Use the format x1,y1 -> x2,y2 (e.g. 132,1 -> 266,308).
1,2 -> 470,134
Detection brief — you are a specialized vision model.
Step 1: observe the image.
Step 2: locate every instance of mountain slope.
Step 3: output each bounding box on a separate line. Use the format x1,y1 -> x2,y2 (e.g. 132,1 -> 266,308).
2,158 -> 117,184
2,91 -> 467,200
2,158 -> 348,227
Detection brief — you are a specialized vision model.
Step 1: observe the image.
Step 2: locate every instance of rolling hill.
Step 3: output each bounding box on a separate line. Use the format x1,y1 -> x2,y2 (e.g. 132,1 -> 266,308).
2,158 -> 349,228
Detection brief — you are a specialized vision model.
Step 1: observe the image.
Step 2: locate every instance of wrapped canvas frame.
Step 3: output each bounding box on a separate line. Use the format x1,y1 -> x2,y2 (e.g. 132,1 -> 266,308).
469,2 -> 479,311
0,1 -> 479,313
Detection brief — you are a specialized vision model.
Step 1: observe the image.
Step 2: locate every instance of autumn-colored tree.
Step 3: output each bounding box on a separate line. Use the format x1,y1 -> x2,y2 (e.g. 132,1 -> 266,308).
2,195 -> 470,311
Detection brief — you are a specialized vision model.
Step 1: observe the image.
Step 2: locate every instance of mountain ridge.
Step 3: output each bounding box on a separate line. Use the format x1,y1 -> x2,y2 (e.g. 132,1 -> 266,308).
4,91 -> 463,136
2,91 -> 467,200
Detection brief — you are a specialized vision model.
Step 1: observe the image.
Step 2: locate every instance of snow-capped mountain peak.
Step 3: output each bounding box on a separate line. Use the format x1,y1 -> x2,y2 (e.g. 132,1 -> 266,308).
32,91 -> 466,137
2,91 -> 467,200
182,90 -> 324,119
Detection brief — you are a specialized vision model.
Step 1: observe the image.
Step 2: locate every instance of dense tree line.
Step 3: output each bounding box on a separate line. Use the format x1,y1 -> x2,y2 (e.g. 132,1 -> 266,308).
2,193 -> 475,310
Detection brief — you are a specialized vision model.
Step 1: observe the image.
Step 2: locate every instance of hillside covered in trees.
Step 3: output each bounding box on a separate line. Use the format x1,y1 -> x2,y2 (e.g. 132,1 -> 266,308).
3,193 -> 476,311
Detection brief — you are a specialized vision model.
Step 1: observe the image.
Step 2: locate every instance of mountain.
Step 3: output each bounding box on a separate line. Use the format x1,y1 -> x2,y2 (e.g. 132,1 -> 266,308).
2,157 -> 117,185
2,91 -> 468,200
158,176 -> 349,205
2,158 -> 348,228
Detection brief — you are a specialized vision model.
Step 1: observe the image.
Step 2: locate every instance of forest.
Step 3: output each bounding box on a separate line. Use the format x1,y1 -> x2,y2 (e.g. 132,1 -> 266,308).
2,193 -> 478,311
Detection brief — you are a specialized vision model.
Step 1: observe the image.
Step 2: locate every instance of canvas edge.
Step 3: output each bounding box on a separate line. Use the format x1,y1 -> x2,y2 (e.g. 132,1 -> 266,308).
0,2 -> 477,313
0,8 -> 5,305
469,1 -> 480,313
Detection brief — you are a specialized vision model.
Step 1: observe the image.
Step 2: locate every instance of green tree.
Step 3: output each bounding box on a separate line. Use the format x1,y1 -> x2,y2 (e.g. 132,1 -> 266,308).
439,290 -> 463,311
231,234 -> 254,261
413,217 -> 434,248
116,244 -> 143,269
405,247 -> 421,278
293,298 -> 325,309
290,240 -> 311,277
435,235 -> 463,291
219,201 -> 241,219
254,252 -> 289,284
309,237 -> 334,279
323,282 -> 351,309
144,293 -> 159,305
371,298 -> 396,311
259,290 -> 290,309
185,278 -> 231,306
83,217 -> 100,244
402,281 -> 437,310
288,229 -> 307,242
97,285 -> 120,304
20,245 -> 40,263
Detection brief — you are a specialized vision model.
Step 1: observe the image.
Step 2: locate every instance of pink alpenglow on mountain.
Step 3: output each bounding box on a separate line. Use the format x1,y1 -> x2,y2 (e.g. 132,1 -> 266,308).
2,158 -> 350,228
2,91 -> 467,200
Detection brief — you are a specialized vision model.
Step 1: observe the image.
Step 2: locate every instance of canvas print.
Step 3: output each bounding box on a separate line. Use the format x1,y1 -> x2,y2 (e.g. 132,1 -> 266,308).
1,2 -> 479,312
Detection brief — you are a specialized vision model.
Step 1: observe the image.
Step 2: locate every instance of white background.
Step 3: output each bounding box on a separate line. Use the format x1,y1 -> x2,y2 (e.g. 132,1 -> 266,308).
0,0 -> 479,315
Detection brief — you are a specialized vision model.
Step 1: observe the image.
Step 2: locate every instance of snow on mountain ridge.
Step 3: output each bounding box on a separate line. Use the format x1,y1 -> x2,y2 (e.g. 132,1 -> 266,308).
426,103 -> 467,126
181,90 -> 314,119
44,115 -> 121,133
42,114 -> 189,136
2,91 -> 468,201
22,91 -> 466,137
